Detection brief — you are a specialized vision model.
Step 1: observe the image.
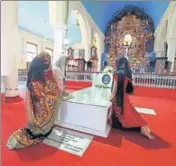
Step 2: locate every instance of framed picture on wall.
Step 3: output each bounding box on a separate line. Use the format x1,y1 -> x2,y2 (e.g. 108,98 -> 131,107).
68,47 -> 74,59
91,46 -> 97,58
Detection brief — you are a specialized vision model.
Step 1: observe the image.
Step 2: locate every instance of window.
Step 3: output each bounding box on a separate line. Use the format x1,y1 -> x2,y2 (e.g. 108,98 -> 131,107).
26,42 -> 38,62
45,47 -> 53,60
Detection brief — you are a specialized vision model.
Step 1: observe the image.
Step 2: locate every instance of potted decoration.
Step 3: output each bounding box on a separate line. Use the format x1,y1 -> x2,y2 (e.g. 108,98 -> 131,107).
103,66 -> 114,73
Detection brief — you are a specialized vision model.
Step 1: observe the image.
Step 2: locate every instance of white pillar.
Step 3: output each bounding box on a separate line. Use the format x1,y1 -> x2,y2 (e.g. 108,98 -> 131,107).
167,38 -> 176,72
84,44 -> 90,61
1,1 -> 20,98
52,24 -> 67,63
48,1 -> 68,63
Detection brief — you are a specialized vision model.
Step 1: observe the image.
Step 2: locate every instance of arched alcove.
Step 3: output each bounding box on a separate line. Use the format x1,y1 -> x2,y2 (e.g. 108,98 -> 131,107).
105,5 -> 154,69
67,10 -> 82,46
66,9 -> 89,71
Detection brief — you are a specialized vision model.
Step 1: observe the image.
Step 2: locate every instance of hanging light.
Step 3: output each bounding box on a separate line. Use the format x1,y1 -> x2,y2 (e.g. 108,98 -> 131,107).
64,27 -> 69,47
64,38 -> 70,46
42,19 -> 47,51
76,18 -> 80,27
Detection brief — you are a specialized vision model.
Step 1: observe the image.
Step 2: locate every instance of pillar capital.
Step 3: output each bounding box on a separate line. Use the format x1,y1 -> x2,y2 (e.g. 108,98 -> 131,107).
52,23 -> 67,31
49,1 -> 69,25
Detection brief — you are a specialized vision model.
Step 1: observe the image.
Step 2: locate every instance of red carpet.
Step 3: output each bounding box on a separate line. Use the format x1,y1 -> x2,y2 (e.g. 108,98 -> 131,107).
1,93 -> 5,104
1,82 -> 176,166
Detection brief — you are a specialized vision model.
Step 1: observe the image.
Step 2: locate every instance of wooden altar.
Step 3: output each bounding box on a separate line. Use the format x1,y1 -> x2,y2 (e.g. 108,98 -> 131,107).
105,6 -> 154,69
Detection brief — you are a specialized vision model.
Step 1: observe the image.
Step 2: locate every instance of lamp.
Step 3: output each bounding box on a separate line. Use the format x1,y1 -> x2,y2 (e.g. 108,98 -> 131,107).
76,18 -> 80,27
123,34 -> 132,47
42,20 -> 47,51
64,38 -> 70,46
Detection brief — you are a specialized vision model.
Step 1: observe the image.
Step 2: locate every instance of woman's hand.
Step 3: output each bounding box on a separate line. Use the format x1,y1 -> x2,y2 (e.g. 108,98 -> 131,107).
109,95 -> 115,102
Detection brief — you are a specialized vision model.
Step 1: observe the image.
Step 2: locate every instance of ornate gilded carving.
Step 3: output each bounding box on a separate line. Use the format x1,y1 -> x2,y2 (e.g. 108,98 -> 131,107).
105,6 -> 154,69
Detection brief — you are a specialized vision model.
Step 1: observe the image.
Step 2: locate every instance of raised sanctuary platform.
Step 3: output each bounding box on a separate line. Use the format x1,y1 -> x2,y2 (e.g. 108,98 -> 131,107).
56,87 -> 112,137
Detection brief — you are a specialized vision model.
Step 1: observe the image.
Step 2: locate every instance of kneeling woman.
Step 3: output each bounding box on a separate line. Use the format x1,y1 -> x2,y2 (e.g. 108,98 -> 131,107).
109,56 -> 154,140
6,52 -> 62,149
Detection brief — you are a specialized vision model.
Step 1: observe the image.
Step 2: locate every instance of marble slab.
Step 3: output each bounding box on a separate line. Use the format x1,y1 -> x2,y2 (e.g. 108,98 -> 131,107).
135,107 -> 157,115
43,127 -> 93,156
66,87 -> 111,108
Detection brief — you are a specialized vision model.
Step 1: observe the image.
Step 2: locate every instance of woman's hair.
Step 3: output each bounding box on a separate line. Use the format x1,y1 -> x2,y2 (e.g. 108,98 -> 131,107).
114,56 -> 133,94
38,51 -> 51,65
115,55 -> 132,80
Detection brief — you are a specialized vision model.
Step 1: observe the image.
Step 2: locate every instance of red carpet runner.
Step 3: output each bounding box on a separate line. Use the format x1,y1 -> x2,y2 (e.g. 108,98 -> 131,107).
1,81 -> 176,166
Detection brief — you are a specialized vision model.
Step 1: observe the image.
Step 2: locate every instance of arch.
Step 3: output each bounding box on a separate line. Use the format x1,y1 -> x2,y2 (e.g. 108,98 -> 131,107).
67,10 -> 82,45
167,2 -> 176,38
68,9 -> 90,61
105,5 -> 155,69
69,1 -> 92,61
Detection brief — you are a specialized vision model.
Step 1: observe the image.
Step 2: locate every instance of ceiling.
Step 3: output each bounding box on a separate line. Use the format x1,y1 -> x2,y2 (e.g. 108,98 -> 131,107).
18,1 -> 170,44
82,1 -> 170,32
18,1 -> 82,45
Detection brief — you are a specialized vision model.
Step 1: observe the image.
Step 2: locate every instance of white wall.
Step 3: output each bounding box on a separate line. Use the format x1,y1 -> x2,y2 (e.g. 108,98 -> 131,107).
17,2 -> 105,70
71,42 -> 84,50
154,2 -> 176,71
17,29 -> 54,69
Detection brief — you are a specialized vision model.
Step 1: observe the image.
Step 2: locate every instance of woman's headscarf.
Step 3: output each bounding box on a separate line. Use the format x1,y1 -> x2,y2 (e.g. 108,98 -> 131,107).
26,52 -> 60,136
55,55 -> 68,78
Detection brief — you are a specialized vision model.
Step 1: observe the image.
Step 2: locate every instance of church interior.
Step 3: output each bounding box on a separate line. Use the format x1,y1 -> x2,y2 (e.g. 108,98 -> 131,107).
1,1 -> 176,166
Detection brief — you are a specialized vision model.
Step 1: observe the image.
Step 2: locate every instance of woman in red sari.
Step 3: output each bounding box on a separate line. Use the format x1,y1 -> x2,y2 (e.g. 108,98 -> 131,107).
109,56 -> 154,140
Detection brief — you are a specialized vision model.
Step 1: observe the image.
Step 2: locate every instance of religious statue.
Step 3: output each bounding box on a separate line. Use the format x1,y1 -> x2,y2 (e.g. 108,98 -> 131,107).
90,46 -> 98,71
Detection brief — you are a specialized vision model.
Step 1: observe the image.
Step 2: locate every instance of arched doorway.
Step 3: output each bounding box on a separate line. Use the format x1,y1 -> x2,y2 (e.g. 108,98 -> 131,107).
66,10 -> 89,72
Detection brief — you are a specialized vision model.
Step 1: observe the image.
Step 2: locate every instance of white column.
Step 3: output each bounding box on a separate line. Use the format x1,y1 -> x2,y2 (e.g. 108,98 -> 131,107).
52,24 -> 67,63
84,44 -> 90,61
167,38 -> 176,72
96,33 -> 104,72
48,1 -> 68,64
1,1 -> 20,97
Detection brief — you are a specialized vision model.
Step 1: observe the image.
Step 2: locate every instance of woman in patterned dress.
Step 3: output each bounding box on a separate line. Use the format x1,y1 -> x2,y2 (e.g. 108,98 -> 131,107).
6,52 -> 63,149
109,56 -> 154,140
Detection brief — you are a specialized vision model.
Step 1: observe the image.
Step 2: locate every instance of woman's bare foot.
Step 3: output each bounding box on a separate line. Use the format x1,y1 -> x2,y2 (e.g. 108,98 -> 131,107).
141,126 -> 154,140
